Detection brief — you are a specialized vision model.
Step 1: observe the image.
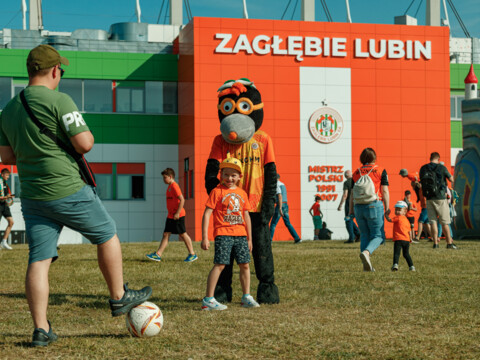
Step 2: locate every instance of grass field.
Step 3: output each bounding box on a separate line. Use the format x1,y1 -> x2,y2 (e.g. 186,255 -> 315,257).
0,239 -> 479,359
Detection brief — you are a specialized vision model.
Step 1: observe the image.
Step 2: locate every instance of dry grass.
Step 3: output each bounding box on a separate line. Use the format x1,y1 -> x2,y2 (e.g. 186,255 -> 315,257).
0,239 -> 479,359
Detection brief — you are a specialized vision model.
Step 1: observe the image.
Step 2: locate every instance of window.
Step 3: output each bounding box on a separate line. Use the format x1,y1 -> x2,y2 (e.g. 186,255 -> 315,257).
58,79 -> 83,110
90,163 -> 145,200
116,87 -> 145,113
145,81 -> 178,114
84,80 -> 112,112
95,174 -> 113,200
0,77 -> 11,110
450,95 -> 464,120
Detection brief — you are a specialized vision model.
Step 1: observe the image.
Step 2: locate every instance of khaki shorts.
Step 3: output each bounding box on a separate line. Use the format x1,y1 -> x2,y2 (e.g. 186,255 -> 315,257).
426,199 -> 450,226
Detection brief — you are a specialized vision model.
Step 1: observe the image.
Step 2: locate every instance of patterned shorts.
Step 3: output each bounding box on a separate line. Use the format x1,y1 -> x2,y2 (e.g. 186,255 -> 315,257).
214,235 -> 250,265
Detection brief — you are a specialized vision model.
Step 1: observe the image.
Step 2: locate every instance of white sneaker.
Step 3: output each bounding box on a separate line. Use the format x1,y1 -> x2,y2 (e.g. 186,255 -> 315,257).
202,297 -> 227,311
241,295 -> 260,308
360,251 -> 373,272
0,240 -> 12,250
409,266 -> 416,272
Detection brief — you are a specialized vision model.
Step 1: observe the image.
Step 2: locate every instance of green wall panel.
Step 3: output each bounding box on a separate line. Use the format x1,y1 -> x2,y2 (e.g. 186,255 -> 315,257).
83,113 -> 178,145
0,49 -> 177,81
450,64 -> 480,90
451,121 -> 463,148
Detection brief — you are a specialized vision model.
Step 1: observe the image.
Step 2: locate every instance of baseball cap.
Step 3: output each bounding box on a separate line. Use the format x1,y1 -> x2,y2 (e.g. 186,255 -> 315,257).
220,154 -> 243,174
394,201 -> 408,208
399,169 -> 408,177
27,45 -> 69,72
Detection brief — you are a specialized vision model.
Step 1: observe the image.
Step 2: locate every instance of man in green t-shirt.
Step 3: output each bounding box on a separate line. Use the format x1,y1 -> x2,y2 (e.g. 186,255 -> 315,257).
0,45 -> 152,347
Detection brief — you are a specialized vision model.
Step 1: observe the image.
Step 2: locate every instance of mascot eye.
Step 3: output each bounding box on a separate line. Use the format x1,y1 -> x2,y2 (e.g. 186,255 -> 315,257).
218,98 -> 236,115
238,101 -> 251,112
223,102 -> 234,112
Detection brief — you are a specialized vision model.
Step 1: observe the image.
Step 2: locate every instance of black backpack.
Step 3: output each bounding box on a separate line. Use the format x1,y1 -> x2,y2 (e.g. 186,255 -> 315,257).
421,167 -> 439,198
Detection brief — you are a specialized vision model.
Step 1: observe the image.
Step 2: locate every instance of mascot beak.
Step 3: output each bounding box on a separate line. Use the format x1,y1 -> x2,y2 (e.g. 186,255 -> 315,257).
228,132 -> 238,141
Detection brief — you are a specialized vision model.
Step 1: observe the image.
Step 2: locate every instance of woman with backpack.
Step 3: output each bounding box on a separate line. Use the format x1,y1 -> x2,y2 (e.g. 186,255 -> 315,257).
348,148 -> 390,272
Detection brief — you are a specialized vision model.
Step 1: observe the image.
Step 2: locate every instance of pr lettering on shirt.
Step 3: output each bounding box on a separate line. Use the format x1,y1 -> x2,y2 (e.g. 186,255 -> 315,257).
62,111 -> 86,132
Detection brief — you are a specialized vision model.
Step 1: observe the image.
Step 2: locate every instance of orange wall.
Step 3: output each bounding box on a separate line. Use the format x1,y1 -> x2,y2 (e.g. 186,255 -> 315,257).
178,17 -> 450,241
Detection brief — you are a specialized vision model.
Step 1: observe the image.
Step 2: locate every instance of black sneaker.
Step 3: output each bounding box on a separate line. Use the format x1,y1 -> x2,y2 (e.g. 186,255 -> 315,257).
109,283 -> 152,317
344,240 -> 355,243
446,243 -> 458,249
433,244 -> 439,249
294,239 -> 302,244
32,320 -> 58,347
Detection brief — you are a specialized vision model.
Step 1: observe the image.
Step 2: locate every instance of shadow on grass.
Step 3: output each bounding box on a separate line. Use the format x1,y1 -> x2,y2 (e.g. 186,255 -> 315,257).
11,333 -> 131,347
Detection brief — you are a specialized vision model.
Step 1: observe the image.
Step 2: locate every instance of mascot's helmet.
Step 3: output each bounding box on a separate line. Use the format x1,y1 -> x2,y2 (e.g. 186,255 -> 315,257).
217,78 -> 264,145
219,153 -> 243,174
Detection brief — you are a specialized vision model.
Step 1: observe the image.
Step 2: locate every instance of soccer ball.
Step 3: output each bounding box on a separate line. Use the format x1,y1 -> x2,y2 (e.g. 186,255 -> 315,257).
125,301 -> 164,337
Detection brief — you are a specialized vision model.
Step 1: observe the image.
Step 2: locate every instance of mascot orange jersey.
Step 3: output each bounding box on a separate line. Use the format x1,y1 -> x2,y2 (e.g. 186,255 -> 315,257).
209,131 -> 275,212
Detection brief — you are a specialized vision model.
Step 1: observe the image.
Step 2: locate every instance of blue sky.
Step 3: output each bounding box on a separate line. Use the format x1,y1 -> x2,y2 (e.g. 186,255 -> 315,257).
1,0 -> 479,38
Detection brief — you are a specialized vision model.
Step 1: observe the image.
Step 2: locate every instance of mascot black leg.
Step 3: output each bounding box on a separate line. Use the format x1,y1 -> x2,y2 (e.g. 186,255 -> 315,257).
214,252 -> 234,302
250,212 -> 279,304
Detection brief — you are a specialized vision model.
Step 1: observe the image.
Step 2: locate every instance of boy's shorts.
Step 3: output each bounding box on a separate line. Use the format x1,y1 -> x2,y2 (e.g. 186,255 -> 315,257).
214,235 -> 250,265
418,208 -> 429,224
407,216 -> 415,228
0,203 -> 12,218
21,185 -> 117,264
164,217 -> 186,234
313,215 -> 323,229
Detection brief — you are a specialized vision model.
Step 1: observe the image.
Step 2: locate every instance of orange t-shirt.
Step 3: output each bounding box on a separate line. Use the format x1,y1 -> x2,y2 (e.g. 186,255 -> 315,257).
392,215 -> 411,241
208,130 -> 275,212
406,201 -> 417,217
166,181 -> 186,219
205,184 -> 251,238
407,172 -> 419,182
352,164 -> 388,201
310,202 -> 321,216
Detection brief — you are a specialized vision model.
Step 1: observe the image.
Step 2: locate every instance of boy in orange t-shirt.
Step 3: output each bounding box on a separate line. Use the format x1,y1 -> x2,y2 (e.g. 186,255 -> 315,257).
201,156 -> 258,310
386,201 -> 415,272
146,168 -> 197,263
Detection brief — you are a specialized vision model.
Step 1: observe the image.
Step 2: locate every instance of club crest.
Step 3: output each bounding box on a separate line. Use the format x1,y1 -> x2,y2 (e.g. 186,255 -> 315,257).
308,106 -> 344,144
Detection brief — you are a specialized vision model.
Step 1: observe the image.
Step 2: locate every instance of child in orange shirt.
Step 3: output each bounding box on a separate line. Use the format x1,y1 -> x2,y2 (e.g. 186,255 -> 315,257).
386,201 -> 415,272
404,190 -> 418,242
201,156 -> 258,310
309,195 -> 323,240
146,168 -> 197,263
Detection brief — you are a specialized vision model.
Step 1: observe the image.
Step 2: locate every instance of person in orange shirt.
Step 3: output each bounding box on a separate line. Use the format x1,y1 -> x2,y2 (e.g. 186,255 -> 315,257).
309,195 -> 323,240
386,201 -> 415,271
403,190 -> 418,243
201,156 -> 258,310
146,168 -> 197,263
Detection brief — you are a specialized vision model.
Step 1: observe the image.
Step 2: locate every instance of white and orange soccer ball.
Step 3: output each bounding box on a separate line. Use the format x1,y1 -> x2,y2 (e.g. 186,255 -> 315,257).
125,301 -> 164,337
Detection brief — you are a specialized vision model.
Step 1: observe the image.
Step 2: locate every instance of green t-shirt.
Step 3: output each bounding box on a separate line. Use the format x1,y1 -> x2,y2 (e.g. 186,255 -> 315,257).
0,85 -> 89,200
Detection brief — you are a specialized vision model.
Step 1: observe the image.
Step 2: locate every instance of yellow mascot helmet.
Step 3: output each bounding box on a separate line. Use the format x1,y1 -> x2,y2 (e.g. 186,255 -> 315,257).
219,153 -> 243,174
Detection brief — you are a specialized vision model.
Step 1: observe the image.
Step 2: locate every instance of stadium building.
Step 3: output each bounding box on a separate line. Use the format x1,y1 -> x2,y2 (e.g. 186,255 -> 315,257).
0,0 -> 478,243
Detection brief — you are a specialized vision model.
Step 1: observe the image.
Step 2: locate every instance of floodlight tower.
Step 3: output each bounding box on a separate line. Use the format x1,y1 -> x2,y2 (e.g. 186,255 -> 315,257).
29,0 -> 43,30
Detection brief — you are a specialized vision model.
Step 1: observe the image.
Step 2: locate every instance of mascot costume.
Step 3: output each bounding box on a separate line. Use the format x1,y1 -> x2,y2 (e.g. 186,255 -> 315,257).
205,78 -> 279,304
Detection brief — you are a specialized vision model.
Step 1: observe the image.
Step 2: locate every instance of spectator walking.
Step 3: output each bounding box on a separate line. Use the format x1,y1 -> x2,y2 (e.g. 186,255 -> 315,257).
337,170 -> 360,243
349,148 -> 390,272
419,152 -> 457,249
270,174 -> 301,243
0,168 -> 14,250
146,168 -> 198,262
309,195 -> 323,240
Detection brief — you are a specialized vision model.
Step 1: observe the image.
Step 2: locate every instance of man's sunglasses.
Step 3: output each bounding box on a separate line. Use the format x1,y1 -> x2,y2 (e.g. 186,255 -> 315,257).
58,66 -> 65,78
